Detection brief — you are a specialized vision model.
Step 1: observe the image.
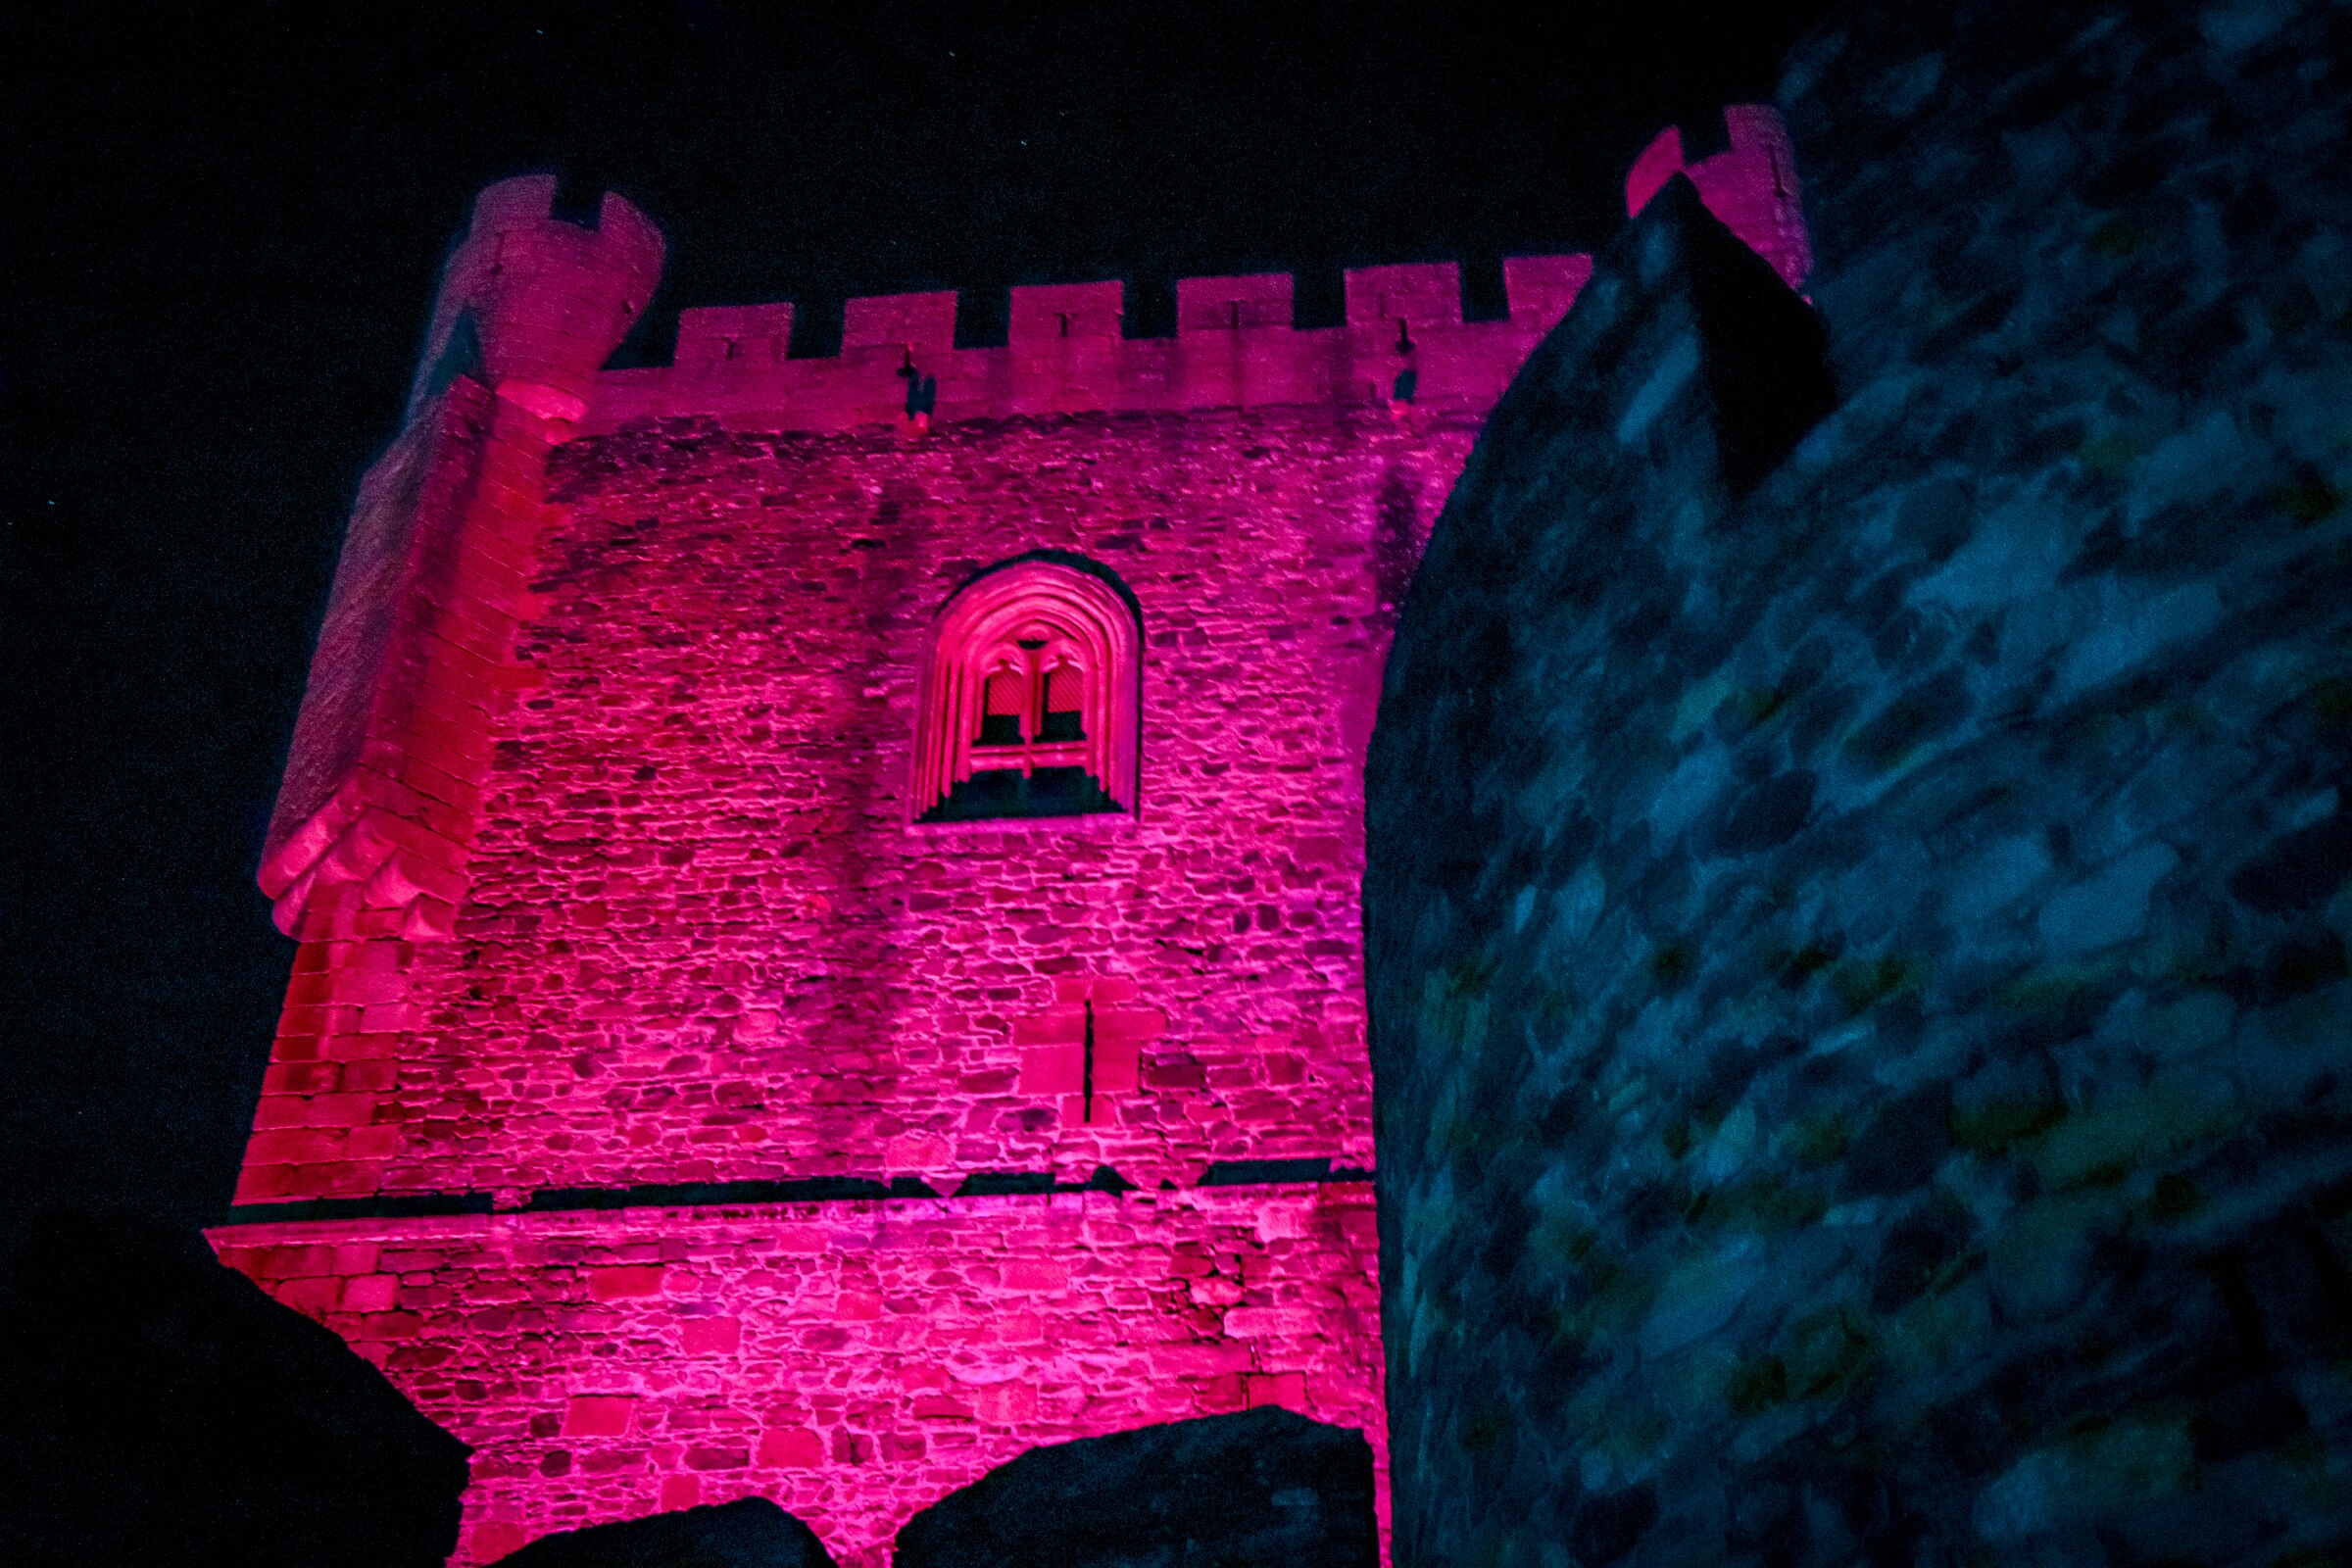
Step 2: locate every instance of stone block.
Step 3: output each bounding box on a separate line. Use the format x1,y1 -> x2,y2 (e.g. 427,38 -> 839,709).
586,1264 -> 665,1300
758,1426 -> 825,1467
1017,1044 -> 1084,1095
1242,1370 -> 1307,1410
343,1273 -> 400,1313
680,1316 -> 741,1354
1004,1259 -> 1068,1292
563,1395 -> 636,1438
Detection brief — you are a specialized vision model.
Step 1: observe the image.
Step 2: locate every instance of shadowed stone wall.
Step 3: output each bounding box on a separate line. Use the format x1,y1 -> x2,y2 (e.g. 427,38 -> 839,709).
894,1406 -> 1377,1568
1365,2 -> 2352,1563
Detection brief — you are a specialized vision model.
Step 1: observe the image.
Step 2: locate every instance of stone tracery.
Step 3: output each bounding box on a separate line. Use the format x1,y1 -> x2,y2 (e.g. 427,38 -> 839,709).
911,557 -> 1140,822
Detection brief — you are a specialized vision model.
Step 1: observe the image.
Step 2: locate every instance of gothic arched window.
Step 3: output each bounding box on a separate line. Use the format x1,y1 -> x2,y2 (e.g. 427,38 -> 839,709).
912,557 -> 1141,823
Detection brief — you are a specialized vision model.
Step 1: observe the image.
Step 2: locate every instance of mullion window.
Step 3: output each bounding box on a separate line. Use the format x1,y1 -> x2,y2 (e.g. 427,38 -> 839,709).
1038,664 -> 1085,741
977,665 -> 1028,746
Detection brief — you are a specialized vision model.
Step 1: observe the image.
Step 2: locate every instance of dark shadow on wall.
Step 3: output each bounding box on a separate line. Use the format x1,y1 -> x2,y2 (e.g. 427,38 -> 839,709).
894,1405 -> 1378,1568
922,762 -> 1125,821
492,1496 -> 836,1568
0,1208 -> 469,1567
1370,463 -> 1422,641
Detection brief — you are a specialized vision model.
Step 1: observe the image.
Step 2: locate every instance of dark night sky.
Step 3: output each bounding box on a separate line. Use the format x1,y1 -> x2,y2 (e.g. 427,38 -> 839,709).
2,0 -> 1839,1237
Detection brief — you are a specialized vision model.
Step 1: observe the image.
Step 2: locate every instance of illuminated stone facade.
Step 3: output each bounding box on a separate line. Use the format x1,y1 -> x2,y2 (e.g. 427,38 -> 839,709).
209,113 -> 1804,1565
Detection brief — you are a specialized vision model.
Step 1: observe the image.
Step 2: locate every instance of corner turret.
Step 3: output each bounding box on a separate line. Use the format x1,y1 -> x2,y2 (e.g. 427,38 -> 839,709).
1626,104 -> 1812,294
410,175 -> 665,426
259,180 -> 662,965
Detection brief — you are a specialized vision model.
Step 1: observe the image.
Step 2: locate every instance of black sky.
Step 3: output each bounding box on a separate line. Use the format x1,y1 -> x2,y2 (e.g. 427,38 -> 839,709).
2,0 -> 1840,1235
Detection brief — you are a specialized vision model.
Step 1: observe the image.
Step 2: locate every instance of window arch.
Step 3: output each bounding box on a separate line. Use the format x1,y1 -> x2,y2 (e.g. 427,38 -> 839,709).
911,557 -> 1142,823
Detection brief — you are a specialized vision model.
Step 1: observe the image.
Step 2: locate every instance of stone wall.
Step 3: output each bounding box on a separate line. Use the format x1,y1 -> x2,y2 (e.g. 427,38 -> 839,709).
1366,5 -> 2352,1564
229,376 -> 1459,1568
236,402 -> 1491,1206
212,1182 -> 1382,1567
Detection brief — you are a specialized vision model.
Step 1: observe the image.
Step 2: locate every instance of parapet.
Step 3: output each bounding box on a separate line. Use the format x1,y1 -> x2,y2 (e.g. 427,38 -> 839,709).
1346,264 -> 1463,332
674,304 -> 793,368
411,174 -> 667,426
405,101 -> 1794,438
585,257 -> 1592,437
1175,274 -> 1290,333
1012,280 -> 1124,341
1626,104 -> 1812,293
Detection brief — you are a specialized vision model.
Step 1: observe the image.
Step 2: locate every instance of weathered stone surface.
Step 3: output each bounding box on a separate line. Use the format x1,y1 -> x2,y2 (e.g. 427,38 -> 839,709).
493,1496 -> 832,1567
0,1212 -> 469,1566
892,1406 -> 1377,1568
211,1185 -> 1382,1568
1366,3 -> 2352,1564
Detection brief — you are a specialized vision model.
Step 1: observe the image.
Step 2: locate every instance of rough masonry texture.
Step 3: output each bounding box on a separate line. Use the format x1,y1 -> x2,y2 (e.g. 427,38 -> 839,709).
1367,3 -> 2352,1565
211,1189 -> 1381,1565
206,126 -> 1806,1566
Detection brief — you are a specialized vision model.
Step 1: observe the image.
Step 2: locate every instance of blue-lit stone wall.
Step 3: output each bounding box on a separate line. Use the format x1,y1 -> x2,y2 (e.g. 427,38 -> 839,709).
1365,2 -> 2352,1563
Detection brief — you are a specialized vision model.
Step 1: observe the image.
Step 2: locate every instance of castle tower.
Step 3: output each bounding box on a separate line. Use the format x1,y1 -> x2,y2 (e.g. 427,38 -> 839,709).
210,113 -> 1805,1566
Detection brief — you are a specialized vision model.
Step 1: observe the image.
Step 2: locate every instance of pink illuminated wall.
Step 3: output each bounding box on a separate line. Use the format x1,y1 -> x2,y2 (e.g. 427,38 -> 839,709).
248,398 -> 1503,1205
211,106 -> 1807,1567
214,1185 -> 1380,1567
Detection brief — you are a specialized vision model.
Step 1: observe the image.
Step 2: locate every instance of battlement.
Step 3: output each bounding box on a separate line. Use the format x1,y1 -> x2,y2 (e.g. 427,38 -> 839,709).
582,256 -> 1596,438
429,104 -> 1813,441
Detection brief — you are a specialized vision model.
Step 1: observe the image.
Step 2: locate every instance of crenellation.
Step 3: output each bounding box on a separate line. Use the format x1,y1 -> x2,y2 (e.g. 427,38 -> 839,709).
1625,102 -> 1811,290
1175,272 -> 1293,332
1007,280 -> 1123,342
581,313 -> 1555,434
471,175 -> 564,231
418,175 -> 665,424
1342,261 -> 1461,330
675,304 -> 796,366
